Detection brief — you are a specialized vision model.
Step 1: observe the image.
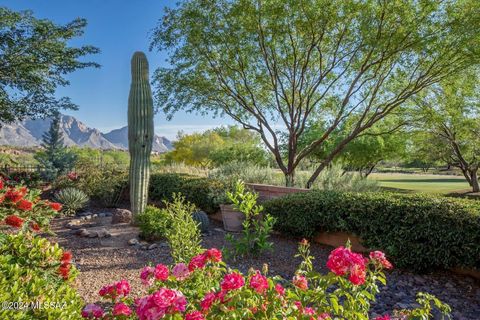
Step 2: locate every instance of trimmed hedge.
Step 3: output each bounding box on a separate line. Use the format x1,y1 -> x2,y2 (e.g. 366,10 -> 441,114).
149,173 -> 225,213
264,191 -> 480,272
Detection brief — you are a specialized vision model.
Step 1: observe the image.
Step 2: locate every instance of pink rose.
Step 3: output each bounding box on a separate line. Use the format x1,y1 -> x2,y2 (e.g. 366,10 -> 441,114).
221,272 -> 245,291
112,302 -> 132,316
115,279 -> 131,297
275,283 -> 285,296
81,304 -> 104,319
172,263 -> 190,280
369,251 -> 393,269
188,253 -> 207,271
200,292 -> 216,311
140,266 -> 155,286
249,271 -> 269,294
154,264 -> 170,281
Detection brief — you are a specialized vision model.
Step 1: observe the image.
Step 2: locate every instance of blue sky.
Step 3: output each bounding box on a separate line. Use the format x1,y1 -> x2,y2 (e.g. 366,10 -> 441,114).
1,0 -> 232,140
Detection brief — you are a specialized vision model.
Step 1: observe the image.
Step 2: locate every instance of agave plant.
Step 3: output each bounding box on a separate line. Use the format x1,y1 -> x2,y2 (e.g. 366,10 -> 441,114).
54,187 -> 89,215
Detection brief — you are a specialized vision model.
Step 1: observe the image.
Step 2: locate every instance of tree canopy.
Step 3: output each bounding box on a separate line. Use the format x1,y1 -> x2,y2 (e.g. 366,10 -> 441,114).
0,7 -> 99,125
165,126 -> 268,168
151,0 -> 480,187
412,70 -> 480,192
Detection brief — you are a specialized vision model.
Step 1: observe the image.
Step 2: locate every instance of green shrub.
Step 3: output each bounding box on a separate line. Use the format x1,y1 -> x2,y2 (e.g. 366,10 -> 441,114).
163,194 -> 203,263
54,187 -> 89,215
136,205 -> 169,241
149,173 -> 225,213
0,232 -> 83,319
264,191 -> 480,271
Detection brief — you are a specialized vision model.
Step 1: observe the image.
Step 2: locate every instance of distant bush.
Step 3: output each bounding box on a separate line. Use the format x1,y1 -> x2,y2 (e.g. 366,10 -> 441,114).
54,187 -> 89,215
55,160 -> 128,207
149,173 -> 225,213
264,191 -> 480,272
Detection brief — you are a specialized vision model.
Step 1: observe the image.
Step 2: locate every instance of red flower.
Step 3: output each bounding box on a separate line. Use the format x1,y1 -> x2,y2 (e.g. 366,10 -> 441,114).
17,199 -> 33,211
154,264 -> 169,281
249,271 -> 269,294
327,246 -> 367,286
30,222 -> 40,232
67,172 -> 79,181
188,253 -> 207,271
185,311 -> 205,320
59,264 -> 70,279
49,202 -> 62,212
61,251 -> 72,264
374,315 -> 390,320
221,272 -> 244,291
200,292 -> 216,311
292,275 -> 308,290
275,283 -> 285,296
5,215 -> 24,228
0,179 -> 3,190
4,188 -> 27,203
205,248 -> 222,262
112,302 -> 131,316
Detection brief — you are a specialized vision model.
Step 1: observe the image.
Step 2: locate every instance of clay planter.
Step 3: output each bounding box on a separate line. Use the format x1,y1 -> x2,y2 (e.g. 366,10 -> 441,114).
220,204 -> 245,232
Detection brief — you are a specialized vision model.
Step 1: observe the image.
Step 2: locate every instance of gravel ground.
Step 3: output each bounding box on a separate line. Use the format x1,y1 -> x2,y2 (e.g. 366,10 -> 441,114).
48,211 -> 480,319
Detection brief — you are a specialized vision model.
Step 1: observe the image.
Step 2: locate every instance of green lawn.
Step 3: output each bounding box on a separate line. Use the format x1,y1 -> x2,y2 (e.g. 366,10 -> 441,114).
369,173 -> 470,194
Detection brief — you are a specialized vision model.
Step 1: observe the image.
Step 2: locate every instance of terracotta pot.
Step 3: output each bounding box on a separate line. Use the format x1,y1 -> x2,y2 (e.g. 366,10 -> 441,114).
220,204 -> 245,232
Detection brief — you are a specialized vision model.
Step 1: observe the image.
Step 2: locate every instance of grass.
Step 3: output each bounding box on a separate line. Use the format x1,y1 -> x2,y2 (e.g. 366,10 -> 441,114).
370,172 -> 470,194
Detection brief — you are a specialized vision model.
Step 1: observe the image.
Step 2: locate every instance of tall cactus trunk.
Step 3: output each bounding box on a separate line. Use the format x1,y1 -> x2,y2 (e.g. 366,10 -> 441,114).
128,52 -> 154,215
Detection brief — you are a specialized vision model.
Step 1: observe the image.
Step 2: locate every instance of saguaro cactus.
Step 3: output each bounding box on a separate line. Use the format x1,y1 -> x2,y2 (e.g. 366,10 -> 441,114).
128,51 -> 154,215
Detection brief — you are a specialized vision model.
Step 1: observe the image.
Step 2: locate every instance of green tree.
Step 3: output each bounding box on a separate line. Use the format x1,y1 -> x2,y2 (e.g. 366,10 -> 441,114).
413,72 -> 480,192
34,113 -> 77,180
165,126 -> 268,168
151,0 -> 479,187
0,7 -> 99,125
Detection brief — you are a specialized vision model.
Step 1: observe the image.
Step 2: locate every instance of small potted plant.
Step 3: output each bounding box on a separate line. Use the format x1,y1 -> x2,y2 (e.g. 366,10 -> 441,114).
214,181 -> 245,232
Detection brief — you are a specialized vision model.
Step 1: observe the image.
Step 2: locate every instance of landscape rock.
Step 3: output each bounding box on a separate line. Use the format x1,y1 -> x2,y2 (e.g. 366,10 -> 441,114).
76,228 -> 89,237
128,238 -> 139,246
111,208 -> 132,224
148,243 -> 158,250
97,228 -> 109,238
88,231 -> 98,238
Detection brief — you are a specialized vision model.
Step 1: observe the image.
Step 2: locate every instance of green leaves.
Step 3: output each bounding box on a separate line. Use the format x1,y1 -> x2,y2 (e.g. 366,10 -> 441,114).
0,8 -> 99,125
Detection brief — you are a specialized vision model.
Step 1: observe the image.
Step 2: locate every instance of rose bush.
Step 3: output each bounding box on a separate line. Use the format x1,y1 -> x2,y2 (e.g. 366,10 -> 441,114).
82,241 -> 450,320
0,179 -> 62,232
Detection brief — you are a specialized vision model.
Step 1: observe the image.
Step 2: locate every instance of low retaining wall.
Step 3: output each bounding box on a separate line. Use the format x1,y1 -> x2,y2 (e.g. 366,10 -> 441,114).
246,183 -> 310,202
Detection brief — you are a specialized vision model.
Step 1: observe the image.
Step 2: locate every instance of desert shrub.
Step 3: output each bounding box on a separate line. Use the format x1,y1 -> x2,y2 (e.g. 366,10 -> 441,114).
264,191 -> 480,271
0,232 -> 83,319
85,241 -> 450,319
54,187 -> 89,215
149,173 -> 226,213
136,196 -> 203,263
163,194 -> 203,263
135,205 -> 170,241
209,161 -> 282,185
56,160 -> 128,207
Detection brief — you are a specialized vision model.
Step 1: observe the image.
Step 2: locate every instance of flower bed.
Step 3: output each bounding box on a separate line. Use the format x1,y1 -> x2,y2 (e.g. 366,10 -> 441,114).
82,241 -> 450,319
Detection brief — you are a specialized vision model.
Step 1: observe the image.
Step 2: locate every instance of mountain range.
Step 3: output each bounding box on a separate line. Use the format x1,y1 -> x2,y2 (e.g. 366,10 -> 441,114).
0,115 -> 172,153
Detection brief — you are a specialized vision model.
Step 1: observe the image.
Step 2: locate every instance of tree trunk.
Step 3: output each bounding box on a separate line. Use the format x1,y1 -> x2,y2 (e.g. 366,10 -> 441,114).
285,171 -> 295,187
470,170 -> 479,192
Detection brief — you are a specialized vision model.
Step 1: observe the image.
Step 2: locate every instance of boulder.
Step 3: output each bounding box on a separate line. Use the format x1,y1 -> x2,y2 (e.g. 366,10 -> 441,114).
111,208 -> 133,224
